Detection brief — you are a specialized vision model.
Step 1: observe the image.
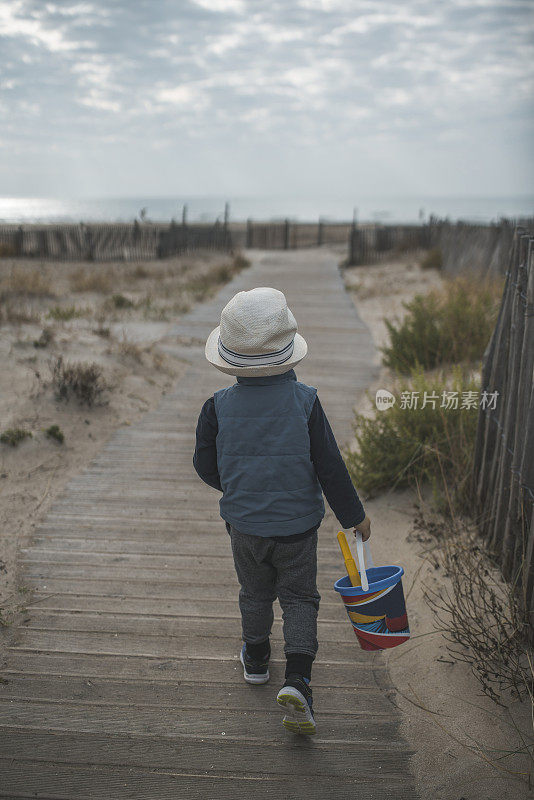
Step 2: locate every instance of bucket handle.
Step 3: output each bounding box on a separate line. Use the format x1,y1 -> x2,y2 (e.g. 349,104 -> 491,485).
354,532 -> 375,592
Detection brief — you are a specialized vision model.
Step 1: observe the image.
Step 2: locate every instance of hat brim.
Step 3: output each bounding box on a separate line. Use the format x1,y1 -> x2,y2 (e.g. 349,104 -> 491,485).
205,326 -> 308,377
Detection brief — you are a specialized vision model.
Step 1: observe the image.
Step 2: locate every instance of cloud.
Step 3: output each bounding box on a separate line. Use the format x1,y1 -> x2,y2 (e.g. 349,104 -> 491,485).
0,0 -> 532,196
193,0 -> 246,12
0,0 -> 88,51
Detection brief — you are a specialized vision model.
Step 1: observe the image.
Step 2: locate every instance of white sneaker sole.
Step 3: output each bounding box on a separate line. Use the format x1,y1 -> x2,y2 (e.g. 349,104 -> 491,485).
239,649 -> 270,684
276,686 -> 317,735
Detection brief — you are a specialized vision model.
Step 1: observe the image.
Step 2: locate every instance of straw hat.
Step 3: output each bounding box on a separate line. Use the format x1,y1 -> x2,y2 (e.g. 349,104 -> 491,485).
205,287 -> 308,377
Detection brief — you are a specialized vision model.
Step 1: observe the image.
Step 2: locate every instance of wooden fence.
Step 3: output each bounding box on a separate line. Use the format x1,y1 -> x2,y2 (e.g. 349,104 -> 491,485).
425,217 -> 534,276
0,221 -> 232,261
347,223 -> 430,265
3,216 -> 533,270
232,219 -> 353,250
0,219 -> 352,261
473,228 -> 534,622
345,217 -> 534,273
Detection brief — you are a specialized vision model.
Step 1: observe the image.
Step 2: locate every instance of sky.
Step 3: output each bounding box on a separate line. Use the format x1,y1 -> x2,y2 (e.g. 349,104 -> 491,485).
0,0 -> 533,200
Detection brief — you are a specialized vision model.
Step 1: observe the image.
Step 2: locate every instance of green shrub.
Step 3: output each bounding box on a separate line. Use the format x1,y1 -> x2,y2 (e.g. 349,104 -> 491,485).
344,366 -> 480,514
33,327 -> 53,348
92,324 -> 110,337
381,275 -> 502,374
232,253 -> 251,271
110,293 -> 134,309
420,248 -> 442,270
47,306 -> 86,321
0,428 -> 32,447
45,424 -> 64,443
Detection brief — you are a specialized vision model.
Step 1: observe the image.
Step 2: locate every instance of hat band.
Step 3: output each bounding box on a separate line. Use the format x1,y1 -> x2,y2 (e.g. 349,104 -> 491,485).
218,336 -> 294,367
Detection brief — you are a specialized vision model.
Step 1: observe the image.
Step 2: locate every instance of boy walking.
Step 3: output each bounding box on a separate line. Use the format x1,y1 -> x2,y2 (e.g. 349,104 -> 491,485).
193,287 -> 371,735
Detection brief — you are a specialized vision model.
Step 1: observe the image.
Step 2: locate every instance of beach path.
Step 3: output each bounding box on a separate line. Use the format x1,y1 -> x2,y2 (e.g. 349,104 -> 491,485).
0,248 -> 418,799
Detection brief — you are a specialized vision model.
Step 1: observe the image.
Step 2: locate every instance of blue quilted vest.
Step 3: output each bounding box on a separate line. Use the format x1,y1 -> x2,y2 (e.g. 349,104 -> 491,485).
213,369 -> 325,537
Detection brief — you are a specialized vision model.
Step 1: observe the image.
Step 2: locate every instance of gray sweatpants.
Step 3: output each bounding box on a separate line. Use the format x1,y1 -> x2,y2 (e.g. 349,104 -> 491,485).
226,523 -> 321,658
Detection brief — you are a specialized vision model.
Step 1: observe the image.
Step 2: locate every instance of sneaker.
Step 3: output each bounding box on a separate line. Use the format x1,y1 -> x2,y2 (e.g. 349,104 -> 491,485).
276,673 -> 316,735
239,643 -> 270,684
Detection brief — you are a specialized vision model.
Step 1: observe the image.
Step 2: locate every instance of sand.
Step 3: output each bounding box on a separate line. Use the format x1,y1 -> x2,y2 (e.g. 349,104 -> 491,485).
0,251 -> 243,633
343,255 -> 533,798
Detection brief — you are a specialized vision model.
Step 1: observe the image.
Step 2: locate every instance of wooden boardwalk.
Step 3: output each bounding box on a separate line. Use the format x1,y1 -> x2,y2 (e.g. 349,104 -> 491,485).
0,249 -> 418,798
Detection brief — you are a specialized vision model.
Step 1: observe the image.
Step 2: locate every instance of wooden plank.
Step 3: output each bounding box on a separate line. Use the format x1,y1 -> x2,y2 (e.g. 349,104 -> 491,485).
20,550 -> 345,572
0,675 -> 393,715
18,612 -> 356,644
21,564 -> 345,587
16,593 -> 343,616
0,700 -> 403,741
0,652 -> 386,689
40,508 -> 226,522
0,729 -> 415,777
9,629 -> 369,663
0,760 -> 417,800
19,577 -> 346,602
25,535 -> 346,557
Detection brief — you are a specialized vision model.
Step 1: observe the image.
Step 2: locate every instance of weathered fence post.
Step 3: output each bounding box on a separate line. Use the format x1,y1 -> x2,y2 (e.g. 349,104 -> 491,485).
473,227 -> 534,630
348,225 -> 360,265
16,225 -> 23,256
156,219 -> 170,259
246,219 -> 253,248
182,206 -> 188,252
223,202 -> 231,250
318,217 -> 324,246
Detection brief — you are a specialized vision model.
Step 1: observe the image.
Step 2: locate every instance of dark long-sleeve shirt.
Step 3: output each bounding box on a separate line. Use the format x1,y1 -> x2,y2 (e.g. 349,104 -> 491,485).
193,393 -> 365,541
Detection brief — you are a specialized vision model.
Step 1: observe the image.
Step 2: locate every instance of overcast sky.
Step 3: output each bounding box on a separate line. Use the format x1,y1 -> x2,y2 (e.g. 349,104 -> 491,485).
0,0 -> 533,199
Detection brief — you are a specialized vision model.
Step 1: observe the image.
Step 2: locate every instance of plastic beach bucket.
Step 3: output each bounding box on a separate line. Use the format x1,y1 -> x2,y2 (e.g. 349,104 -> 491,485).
334,532 -> 410,651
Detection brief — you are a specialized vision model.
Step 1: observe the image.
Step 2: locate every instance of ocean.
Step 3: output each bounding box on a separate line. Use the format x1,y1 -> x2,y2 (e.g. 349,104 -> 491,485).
0,194 -> 532,225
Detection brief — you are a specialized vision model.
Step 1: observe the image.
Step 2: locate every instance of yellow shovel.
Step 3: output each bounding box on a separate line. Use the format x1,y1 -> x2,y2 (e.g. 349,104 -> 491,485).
336,530 -> 361,588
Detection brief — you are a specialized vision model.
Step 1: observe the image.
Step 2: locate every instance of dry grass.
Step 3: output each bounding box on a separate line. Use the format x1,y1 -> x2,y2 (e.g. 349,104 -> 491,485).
0,301 -> 40,325
49,356 -> 109,406
419,510 -> 533,705
182,253 -> 251,303
33,327 -> 54,348
70,266 -> 114,294
47,305 -> 90,321
96,252 -> 249,322
0,250 -> 250,336
117,337 -> 144,363
0,428 -> 32,447
127,264 -> 156,280
92,323 -> 110,338
416,509 -> 534,785
0,266 -> 54,326
0,265 -> 53,299
152,351 -> 165,371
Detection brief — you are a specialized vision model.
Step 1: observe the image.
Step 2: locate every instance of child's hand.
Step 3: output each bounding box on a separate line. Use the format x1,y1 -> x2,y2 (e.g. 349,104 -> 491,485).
353,515 -> 371,542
